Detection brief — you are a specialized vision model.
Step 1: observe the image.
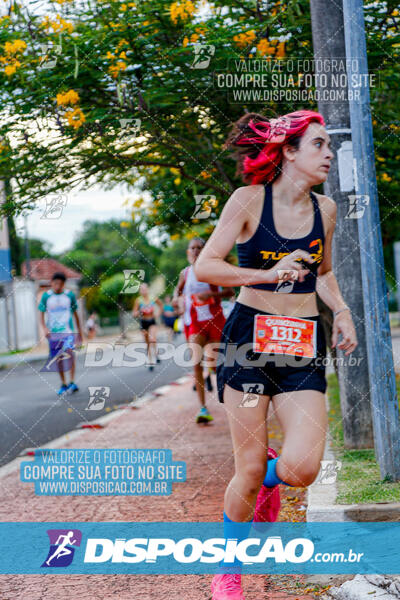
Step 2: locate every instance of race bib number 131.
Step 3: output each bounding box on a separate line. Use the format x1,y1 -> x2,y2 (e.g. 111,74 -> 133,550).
253,315 -> 317,358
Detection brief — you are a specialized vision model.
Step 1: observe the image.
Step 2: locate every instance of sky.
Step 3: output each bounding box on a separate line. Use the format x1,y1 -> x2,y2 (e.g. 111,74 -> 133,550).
15,185 -> 132,254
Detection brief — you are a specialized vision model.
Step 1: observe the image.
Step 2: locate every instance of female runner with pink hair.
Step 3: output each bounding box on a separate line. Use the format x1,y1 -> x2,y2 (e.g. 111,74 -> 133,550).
195,110 -> 358,599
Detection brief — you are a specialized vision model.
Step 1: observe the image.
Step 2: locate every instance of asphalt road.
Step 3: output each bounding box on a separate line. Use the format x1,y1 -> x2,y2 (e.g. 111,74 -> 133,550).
1,332 -> 398,468
0,337 -> 190,467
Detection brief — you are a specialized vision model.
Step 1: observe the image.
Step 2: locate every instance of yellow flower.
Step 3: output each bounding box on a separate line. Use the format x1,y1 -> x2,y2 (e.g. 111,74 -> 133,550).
276,41 -> 285,58
4,39 -> 27,55
66,107 -> 86,129
119,51 -> 127,59
108,61 -> 127,78
185,231 -> 196,239
170,167 -> 180,175
109,22 -> 125,30
56,89 -> 80,106
4,63 -> 17,76
120,220 -> 130,227
190,33 -> 199,42
182,37 -> 189,47
256,39 -> 275,56
200,170 -> 210,179
170,233 -> 180,241
233,30 -> 256,49
41,15 -> 73,34
169,1 -> 196,25
143,20 -> 150,26
121,3 -> 127,10
133,198 -> 143,208
381,172 -> 392,182
174,177 -> 181,185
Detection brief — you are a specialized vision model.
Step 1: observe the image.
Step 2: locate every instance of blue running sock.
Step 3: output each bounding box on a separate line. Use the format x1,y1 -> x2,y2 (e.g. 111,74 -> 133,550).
263,457 -> 294,487
219,511 -> 254,574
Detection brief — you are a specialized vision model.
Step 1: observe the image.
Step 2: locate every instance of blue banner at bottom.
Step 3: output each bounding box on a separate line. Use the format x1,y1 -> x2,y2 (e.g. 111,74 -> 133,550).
0,522 -> 399,574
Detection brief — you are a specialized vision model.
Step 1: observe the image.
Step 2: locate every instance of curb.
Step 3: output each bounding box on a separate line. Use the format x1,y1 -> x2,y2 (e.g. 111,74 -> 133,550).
307,397 -> 400,599
323,574 -> 400,600
307,391 -> 400,522
307,423 -> 400,522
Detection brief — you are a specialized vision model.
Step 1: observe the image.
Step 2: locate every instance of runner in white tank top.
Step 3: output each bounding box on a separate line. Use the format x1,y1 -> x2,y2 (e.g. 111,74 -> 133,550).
173,238 -> 234,423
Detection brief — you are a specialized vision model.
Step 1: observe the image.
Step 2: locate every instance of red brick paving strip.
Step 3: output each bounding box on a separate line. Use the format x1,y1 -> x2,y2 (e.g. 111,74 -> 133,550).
0,380 -> 317,599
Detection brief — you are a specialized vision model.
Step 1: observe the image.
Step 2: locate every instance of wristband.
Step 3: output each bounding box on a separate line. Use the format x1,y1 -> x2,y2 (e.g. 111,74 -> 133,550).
334,306 -> 350,318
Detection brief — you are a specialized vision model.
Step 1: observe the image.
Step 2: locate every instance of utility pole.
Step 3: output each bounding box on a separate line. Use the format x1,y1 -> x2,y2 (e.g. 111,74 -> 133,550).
394,242 -> 400,312
310,0 -> 374,448
342,0 -> 400,480
24,213 -> 31,280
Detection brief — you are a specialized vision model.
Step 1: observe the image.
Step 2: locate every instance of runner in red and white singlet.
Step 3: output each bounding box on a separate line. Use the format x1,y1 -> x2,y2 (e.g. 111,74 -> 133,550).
173,238 -> 234,423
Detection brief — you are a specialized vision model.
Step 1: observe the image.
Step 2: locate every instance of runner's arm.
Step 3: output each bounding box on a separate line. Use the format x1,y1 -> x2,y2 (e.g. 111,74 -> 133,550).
39,311 -> 50,338
315,199 -> 358,354
172,269 -> 186,306
38,293 -> 50,337
132,297 -> 140,317
315,199 -> 348,312
73,311 -> 84,342
155,297 -> 164,317
196,287 -> 235,302
195,188 -> 304,286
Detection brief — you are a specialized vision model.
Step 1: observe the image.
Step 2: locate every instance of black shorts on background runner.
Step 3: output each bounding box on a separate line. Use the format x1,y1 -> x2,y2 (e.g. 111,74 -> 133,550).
140,318 -> 156,331
216,302 -> 327,403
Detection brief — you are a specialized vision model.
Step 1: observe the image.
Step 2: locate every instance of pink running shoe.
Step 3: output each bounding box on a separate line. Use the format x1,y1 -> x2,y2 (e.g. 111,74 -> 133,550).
253,447 -> 281,523
211,573 -> 245,599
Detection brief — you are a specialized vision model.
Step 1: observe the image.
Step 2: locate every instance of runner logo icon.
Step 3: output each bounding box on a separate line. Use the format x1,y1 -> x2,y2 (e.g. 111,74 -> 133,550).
41,529 -> 82,568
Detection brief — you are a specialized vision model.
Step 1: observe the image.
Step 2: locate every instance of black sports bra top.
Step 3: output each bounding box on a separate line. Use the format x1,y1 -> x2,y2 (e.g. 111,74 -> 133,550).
237,182 -> 325,293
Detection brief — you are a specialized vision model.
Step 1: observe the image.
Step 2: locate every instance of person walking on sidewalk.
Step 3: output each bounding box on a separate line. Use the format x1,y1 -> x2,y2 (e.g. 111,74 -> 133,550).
132,283 -> 163,371
38,272 -> 84,396
173,238 -> 234,424
194,110 -> 358,599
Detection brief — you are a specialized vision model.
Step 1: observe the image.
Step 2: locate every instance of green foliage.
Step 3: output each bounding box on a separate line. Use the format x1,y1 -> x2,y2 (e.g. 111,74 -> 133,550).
61,219 -> 159,286
327,373 -> 400,504
158,238 -> 189,292
0,0 -> 398,273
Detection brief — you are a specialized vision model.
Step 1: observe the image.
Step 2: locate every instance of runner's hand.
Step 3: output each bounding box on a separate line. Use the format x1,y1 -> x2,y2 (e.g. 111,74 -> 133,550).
195,291 -> 213,302
332,311 -> 358,355
266,250 -> 315,284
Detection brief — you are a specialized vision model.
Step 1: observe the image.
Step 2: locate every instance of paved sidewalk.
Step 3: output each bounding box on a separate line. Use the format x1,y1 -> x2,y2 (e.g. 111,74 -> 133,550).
0,379 -> 334,599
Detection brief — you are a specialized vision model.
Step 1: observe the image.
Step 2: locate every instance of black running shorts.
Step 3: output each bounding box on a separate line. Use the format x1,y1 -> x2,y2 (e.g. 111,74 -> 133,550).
140,318 -> 156,331
216,302 -> 327,402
